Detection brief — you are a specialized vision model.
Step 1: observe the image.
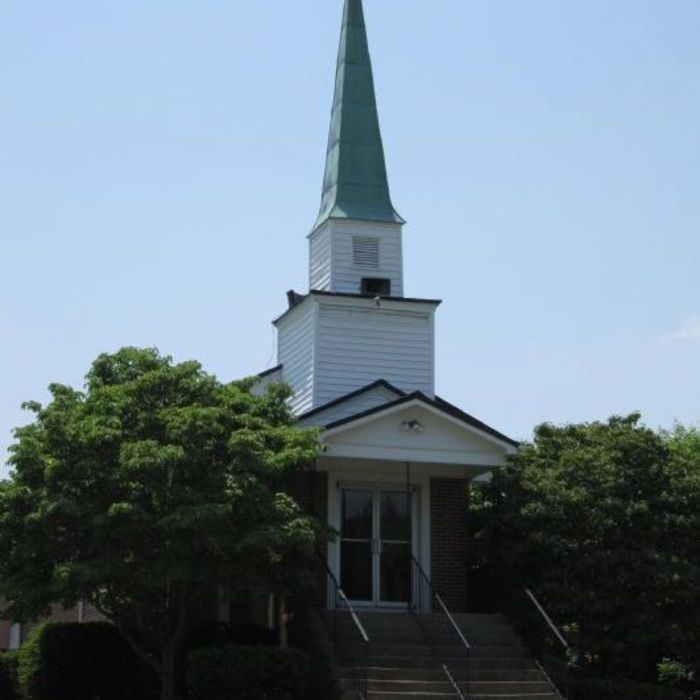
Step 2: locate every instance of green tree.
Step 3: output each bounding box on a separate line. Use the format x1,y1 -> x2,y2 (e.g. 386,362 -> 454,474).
659,424 -> 700,697
0,348 -> 321,700
479,415 -> 700,687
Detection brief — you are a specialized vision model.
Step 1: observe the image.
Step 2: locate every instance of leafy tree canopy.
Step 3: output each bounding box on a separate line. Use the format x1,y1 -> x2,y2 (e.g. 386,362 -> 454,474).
476,415 -> 700,688
0,348 -> 321,700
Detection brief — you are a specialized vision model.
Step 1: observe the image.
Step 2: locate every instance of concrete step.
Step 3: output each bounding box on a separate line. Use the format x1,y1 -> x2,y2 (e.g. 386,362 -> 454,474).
360,612 -> 508,625
364,694 -> 558,700
365,644 -> 530,659
347,679 -> 555,694
367,690 -> 561,700
344,668 -> 546,683
336,612 -> 556,699
470,670 -> 547,682
469,682 -> 555,694
366,693 -> 454,699
462,696 -> 558,700
343,679 -> 454,693
353,614 -> 524,648
360,629 -> 522,646
451,613 -> 509,625
359,615 -> 510,632
360,656 -> 538,670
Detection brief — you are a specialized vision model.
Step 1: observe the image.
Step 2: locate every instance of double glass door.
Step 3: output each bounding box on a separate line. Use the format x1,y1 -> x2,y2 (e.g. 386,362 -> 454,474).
340,488 -> 412,606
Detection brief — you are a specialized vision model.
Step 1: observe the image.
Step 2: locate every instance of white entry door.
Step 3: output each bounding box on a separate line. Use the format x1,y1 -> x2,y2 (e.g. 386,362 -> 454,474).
339,488 -> 413,606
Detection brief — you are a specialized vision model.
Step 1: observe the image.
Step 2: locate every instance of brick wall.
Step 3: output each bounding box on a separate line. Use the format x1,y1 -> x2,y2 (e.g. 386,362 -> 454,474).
0,602 -> 107,646
0,620 -> 10,650
82,603 -> 105,622
287,467 -> 328,524
430,477 -> 469,612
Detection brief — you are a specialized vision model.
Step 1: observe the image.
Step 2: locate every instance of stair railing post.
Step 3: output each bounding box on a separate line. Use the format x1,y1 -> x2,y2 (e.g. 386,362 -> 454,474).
316,550 -> 370,699
363,637 -> 369,699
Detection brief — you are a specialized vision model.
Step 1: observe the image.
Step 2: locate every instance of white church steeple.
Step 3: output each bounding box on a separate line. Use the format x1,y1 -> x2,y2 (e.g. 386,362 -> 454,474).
271,0 -> 439,415
308,0 -> 405,298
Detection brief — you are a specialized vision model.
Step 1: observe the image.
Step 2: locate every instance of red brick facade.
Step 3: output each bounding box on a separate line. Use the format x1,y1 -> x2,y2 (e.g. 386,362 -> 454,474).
430,477 -> 469,612
0,620 -> 11,650
288,467 -> 329,524
0,602 -> 106,650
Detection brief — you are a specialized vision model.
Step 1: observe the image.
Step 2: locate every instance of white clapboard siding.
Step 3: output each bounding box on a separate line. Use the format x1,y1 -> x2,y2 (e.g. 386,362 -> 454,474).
298,384 -> 403,428
308,223 -> 331,291
277,302 -> 316,414
251,367 -> 283,397
331,220 -> 404,296
315,302 -> 433,405
308,220 -> 403,295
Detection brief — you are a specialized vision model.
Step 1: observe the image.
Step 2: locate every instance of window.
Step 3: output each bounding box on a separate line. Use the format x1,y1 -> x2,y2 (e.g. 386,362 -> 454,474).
9,623 -> 21,650
361,277 -> 391,297
353,236 -> 380,268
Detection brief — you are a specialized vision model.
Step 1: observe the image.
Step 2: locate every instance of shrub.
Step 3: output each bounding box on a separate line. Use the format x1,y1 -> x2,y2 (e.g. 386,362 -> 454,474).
186,645 -> 310,700
17,622 -> 158,700
288,609 -> 339,700
658,658 -> 698,699
570,678 -> 688,700
0,650 -> 20,700
186,621 -> 277,651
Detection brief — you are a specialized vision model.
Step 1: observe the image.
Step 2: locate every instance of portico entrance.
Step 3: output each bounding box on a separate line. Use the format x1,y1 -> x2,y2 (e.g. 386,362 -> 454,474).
339,487 -> 412,607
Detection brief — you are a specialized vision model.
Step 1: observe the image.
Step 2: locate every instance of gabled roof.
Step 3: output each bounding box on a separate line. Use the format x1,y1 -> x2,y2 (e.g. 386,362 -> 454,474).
299,382 -> 520,449
297,379 -> 405,422
256,364 -> 283,379
313,0 -> 403,231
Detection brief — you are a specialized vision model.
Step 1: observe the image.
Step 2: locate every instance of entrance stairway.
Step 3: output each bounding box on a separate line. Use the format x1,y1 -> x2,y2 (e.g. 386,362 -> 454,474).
339,612 -> 561,700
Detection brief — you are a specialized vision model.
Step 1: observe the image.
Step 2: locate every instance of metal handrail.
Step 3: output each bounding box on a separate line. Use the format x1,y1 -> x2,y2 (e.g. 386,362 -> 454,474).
413,556 -> 472,651
499,582 -> 570,699
336,587 -> 370,644
435,593 -> 472,651
442,664 -> 466,700
524,588 -> 569,650
410,555 -> 471,698
318,553 -> 370,698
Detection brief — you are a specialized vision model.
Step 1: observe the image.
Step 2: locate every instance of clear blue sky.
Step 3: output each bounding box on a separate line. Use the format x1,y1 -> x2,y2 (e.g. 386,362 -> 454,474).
2,0 -> 699,476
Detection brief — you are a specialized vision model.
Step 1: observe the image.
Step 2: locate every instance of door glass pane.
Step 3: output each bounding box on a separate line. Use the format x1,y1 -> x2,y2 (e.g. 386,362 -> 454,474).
380,543 -> 411,603
341,541 -> 373,600
342,490 -> 373,539
380,491 -> 411,541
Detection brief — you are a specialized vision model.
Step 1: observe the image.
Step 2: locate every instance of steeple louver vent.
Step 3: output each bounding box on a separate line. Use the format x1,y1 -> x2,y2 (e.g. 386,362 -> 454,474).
353,236 -> 380,268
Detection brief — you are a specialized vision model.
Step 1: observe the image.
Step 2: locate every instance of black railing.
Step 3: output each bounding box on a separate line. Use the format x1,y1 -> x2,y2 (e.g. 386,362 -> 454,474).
502,584 -> 570,698
410,555 -> 471,699
319,556 -> 370,699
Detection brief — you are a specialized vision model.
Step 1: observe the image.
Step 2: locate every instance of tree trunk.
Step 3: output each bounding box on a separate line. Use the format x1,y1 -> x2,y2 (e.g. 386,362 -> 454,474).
279,595 -> 288,649
160,643 -> 179,700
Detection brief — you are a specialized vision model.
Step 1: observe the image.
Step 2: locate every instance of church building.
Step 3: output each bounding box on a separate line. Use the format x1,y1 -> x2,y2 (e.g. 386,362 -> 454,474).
3,8 -> 579,698
255,0 -> 518,614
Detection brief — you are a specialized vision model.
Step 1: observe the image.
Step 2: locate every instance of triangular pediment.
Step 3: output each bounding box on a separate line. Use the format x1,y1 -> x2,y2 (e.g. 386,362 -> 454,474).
320,396 -> 517,467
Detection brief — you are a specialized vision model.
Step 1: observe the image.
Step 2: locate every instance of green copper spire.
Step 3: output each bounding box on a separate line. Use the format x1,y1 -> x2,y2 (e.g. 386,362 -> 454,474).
314,0 -> 404,230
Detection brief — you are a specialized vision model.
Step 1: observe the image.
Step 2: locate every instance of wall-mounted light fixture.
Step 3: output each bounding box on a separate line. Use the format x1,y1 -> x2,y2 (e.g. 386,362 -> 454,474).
401,419 -> 424,433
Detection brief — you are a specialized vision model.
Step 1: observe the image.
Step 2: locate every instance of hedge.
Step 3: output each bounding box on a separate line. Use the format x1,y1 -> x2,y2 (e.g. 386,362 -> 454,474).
17,622 -> 158,700
186,645 -> 310,700
0,650 -> 20,700
570,678 -> 688,700
288,609 -> 338,700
